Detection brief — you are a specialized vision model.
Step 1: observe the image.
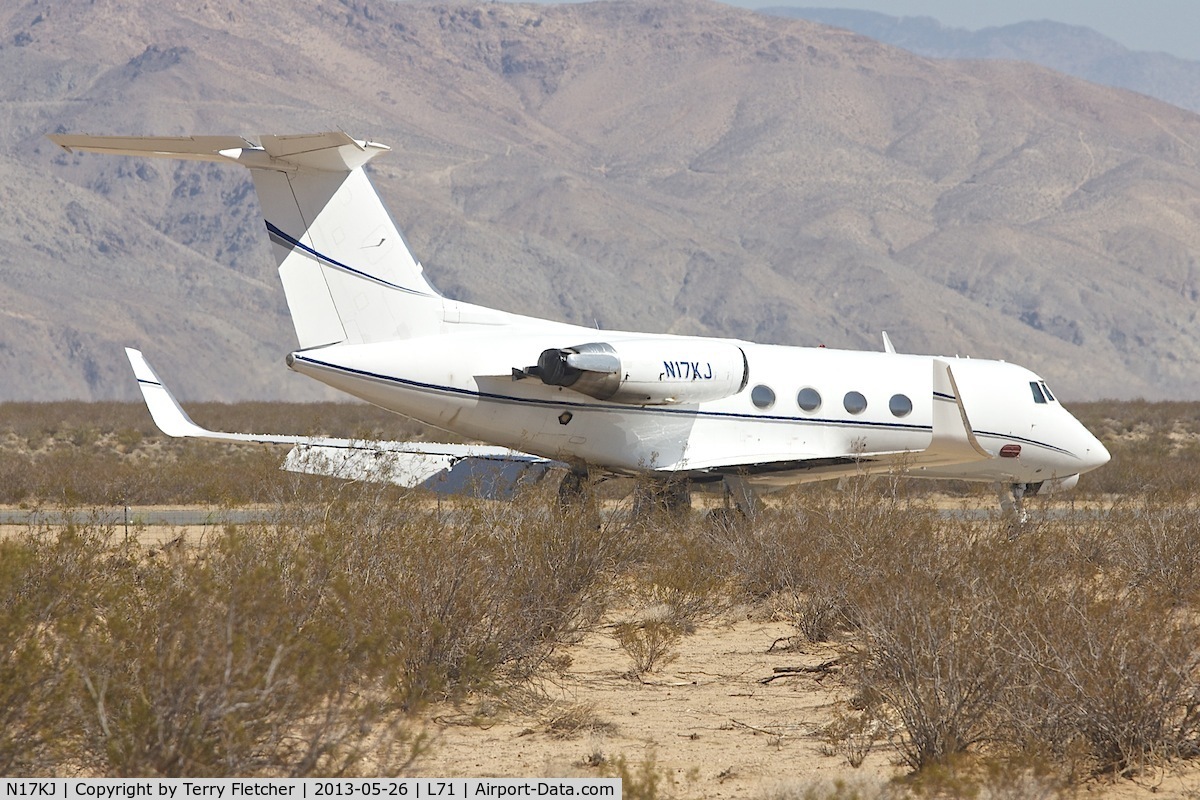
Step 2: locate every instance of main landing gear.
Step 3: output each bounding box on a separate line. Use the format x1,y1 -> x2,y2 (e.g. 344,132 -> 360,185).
630,479 -> 692,517
707,476 -> 764,530
557,469 -> 591,506
557,470 -> 696,517
554,470 -> 764,528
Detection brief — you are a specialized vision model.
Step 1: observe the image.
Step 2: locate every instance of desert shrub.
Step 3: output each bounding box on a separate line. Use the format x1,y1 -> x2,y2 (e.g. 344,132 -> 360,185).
0,450 -> 36,502
1,478 -> 634,775
710,503 -> 805,601
115,427 -> 144,451
761,776 -> 901,800
542,702 -> 617,739
718,481 -> 1037,768
267,480 -> 629,710
1081,434 -> 1200,500
0,528 -> 103,774
66,524 -> 410,777
1072,400 -> 1200,499
601,751 -> 682,800
1107,502 -> 1200,605
721,479 -> 1200,778
821,709 -> 880,769
716,485 -> 846,600
721,476 -> 940,644
778,589 -> 847,645
1001,572 -> 1200,776
1,437 -> 281,505
827,499 -> 1200,778
613,618 -> 682,676
850,524 -> 1022,770
622,505 -> 733,631
895,755 -> 1067,800
600,502 -> 725,676
473,490 -> 632,675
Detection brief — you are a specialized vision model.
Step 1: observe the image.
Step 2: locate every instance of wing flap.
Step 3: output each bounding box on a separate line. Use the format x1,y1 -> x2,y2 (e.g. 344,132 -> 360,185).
283,444 -> 553,498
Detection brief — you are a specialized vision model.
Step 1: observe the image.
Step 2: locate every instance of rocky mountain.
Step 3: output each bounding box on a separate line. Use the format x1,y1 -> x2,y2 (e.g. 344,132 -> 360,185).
3,0 -> 1200,401
762,7 -> 1200,113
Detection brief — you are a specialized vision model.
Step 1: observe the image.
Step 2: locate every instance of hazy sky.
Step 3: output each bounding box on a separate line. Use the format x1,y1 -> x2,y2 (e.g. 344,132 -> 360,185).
731,1 -> 1200,60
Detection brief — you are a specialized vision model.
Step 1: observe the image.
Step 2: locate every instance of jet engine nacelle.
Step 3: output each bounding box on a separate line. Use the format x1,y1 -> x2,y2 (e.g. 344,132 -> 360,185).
522,339 -> 749,405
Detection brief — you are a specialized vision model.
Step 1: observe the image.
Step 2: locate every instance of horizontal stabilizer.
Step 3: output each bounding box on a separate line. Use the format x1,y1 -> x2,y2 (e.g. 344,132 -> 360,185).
126,348 -> 557,498
50,131 -> 389,172
258,132 -> 388,171
49,134 -> 253,162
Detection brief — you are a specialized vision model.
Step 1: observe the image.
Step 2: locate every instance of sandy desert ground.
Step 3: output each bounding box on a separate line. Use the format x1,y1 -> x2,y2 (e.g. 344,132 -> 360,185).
412,613 -> 1200,799
415,612 -> 871,797
5,506 -> 1200,797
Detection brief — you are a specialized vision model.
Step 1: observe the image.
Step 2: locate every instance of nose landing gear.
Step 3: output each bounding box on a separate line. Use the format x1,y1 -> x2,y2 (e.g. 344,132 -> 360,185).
997,481 -> 1043,532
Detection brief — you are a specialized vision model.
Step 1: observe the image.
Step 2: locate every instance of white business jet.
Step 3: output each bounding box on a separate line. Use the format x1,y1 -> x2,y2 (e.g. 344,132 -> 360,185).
50,132 -> 1109,515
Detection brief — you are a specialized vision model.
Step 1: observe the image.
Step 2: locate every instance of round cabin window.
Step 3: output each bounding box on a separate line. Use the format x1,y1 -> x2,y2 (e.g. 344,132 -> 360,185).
843,391 -> 867,415
889,394 -> 913,418
751,384 -> 776,409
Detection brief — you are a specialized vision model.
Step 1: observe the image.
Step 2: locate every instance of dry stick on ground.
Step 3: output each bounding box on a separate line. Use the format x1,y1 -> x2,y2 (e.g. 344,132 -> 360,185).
759,659 -> 841,684
768,636 -> 796,652
730,719 -> 783,737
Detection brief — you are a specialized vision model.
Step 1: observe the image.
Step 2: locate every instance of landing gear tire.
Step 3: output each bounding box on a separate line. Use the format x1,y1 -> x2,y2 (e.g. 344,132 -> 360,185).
557,470 -> 601,528
707,506 -> 743,532
997,481 -> 1031,535
631,479 -> 692,518
558,470 -> 589,506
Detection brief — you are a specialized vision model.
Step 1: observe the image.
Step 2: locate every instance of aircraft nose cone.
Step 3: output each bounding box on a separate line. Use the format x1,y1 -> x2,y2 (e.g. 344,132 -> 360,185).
1078,430 -> 1111,474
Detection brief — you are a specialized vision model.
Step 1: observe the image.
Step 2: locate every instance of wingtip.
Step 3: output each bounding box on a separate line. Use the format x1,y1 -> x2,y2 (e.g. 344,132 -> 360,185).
125,347 -> 161,385
124,347 -> 208,438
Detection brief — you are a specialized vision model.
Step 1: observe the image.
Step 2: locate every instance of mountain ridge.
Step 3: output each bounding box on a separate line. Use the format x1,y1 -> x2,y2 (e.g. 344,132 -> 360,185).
762,7 -> 1200,113
3,0 -> 1200,401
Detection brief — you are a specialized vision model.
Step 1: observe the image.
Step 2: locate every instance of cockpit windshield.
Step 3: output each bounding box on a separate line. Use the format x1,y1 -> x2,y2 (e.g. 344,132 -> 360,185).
1030,380 -> 1056,404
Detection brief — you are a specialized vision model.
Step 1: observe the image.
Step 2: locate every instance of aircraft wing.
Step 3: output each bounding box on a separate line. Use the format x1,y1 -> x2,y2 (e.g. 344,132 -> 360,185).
125,348 -> 557,497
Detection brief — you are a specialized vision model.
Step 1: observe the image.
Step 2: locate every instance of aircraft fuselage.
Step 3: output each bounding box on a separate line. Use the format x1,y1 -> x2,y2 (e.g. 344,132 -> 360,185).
286,308 -> 1109,489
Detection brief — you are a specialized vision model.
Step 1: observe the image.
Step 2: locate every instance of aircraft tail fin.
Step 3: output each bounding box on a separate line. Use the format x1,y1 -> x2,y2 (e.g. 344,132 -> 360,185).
51,132 -> 444,349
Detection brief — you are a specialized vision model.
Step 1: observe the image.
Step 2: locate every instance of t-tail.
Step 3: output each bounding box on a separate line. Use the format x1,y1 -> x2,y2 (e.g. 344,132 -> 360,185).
49,132 -> 445,348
